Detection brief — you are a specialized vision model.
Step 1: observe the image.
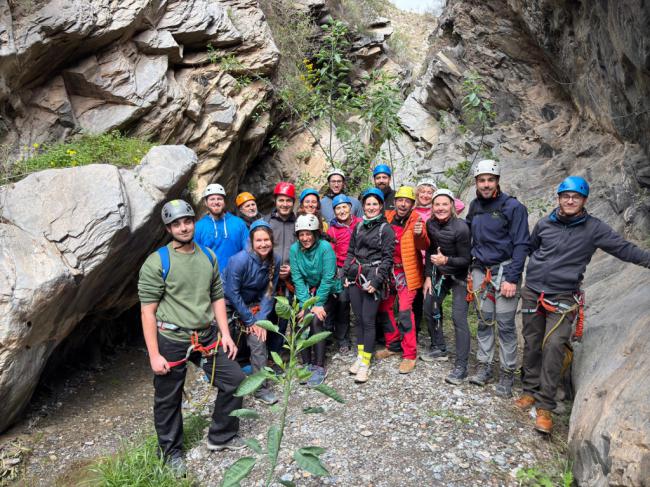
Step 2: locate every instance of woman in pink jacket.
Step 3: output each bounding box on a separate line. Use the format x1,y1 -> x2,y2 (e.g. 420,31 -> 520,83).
326,194 -> 362,353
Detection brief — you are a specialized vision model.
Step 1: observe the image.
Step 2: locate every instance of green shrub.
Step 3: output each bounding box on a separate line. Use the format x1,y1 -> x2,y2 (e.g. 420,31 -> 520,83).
5,131 -> 153,183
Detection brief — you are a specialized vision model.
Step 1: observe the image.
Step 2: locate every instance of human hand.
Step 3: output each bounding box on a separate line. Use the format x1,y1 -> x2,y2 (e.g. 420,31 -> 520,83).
150,354 -> 170,375
221,334 -> 238,360
311,306 -> 327,321
414,216 -> 424,236
431,247 -> 448,266
500,281 -> 516,298
423,277 -> 432,296
250,324 -> 267,342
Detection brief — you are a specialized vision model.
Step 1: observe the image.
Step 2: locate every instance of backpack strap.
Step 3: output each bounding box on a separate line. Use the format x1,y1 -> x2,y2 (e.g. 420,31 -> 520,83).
157,246 -> 171,282
157,243 -> 216,282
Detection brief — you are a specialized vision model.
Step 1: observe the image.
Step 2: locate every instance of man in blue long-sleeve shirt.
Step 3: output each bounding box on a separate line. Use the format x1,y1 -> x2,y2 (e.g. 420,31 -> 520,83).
465,160 -> 531,397
514,176 -> 650,434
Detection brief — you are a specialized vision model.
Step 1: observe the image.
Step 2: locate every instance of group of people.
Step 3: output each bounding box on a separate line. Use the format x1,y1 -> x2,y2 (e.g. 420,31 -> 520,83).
138,160 -> 650,476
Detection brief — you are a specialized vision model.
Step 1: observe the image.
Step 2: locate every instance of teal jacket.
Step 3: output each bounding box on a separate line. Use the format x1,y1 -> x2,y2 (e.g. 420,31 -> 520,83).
289,238 -> 337,307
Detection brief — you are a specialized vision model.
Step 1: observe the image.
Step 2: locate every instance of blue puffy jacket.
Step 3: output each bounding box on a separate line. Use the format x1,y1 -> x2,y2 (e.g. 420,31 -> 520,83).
465,191 -> 531,284
195,212 -> 249,273
223,249 -> 281,326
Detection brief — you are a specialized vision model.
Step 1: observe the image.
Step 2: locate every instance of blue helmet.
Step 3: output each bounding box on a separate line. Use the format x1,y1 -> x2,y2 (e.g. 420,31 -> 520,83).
299,188 -> 320,203
372,164 -> 392,177
249,219 -> 271,232
332,194 -> 352,208
361,187 -> 385,203
557,176 -> 589,197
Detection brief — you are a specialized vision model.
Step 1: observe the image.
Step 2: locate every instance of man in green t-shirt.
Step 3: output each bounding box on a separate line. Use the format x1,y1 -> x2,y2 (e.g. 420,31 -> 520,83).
138,199 -> 246,477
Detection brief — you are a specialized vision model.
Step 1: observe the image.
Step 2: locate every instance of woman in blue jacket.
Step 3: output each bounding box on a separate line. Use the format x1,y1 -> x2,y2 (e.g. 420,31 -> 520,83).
289,214 -> 337,387
224,220 -> 281,405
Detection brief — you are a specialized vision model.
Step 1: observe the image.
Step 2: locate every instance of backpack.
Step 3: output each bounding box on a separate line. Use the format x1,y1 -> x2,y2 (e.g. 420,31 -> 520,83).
157,244 -> 216,281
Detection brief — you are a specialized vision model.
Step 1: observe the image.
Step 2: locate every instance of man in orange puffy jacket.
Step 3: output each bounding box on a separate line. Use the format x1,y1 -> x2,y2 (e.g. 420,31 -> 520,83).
374,186 -> 428,373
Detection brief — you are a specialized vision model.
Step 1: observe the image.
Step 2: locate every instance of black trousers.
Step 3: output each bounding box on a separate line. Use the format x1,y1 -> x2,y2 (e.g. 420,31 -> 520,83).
154,329 -> 245,459
349,285 -> 381,354
301,297 -> 333,367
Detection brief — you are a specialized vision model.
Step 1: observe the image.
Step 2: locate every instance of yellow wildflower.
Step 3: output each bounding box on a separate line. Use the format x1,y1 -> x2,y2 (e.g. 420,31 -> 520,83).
33,143 -> 40,149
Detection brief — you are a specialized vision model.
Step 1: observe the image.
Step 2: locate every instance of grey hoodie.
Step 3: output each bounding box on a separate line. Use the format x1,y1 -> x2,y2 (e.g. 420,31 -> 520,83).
525,209 -> 650,294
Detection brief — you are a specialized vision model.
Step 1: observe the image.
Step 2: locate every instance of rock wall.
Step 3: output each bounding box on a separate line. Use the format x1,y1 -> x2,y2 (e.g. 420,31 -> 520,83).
397,0 -> 650,485
0,145 -> 197,432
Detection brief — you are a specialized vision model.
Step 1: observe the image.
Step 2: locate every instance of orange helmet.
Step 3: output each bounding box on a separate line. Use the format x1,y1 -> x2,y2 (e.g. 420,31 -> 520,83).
236,191 -> 256,207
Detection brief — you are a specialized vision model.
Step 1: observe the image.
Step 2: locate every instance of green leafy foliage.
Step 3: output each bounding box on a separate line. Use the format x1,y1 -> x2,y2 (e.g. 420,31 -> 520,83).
234,371 -> 267,397
4,131 -> 153,184
229,409 -> 261,419
220,457 -> 256,487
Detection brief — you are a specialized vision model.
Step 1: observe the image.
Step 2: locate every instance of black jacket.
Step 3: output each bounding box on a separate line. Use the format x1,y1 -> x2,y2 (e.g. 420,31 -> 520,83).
425,217 -> 471,279
264,210 -> 296,265
342,216 -> 395,289
382,187 -> 396,211
525,209 -> 650,294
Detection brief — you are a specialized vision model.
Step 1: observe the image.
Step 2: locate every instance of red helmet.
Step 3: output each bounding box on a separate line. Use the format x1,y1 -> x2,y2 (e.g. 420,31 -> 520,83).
273,181 -> 296,199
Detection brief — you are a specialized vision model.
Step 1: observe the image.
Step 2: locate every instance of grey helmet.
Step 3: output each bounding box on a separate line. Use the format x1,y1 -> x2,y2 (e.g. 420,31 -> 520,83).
161,199 -> 195,225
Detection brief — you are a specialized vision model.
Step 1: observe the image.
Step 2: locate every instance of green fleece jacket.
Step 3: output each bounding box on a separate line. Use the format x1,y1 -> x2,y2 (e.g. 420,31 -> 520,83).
138,242 -> 223,342
289,238 -> 337,307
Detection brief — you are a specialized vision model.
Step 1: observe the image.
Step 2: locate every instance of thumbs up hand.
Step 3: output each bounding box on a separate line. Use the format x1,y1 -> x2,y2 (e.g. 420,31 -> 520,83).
431,246 -> 449,266
414,216 -> 424,236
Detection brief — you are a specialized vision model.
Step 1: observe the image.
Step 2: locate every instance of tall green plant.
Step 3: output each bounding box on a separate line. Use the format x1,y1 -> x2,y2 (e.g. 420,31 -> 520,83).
220,296 -> 345,487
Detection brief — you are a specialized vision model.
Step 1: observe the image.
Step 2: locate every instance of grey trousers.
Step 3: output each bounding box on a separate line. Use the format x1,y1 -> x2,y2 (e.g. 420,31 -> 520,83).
246,332 -> 272,394
471,267 -> 520,372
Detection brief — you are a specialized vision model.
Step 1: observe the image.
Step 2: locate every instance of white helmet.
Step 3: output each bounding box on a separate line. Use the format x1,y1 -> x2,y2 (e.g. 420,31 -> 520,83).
417,179 -> 437,189
433,188 -> 455,202
327,168 -> 345,181
295,214 -> 320,232
203,183 -> 226,199
473,159 -> 500,177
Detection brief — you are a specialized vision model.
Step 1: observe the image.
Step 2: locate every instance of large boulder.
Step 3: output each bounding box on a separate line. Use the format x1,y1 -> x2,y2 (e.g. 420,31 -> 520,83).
0,145 -> 198,432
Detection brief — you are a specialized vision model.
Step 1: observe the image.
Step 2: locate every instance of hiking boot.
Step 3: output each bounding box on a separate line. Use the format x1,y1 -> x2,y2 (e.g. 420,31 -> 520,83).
207,435 -> 247,452
419,347 -> 449,362
307,366 -> 327,387
355,363 -> 370,383
398,358 -> 416,374
535,408 -> 553,434
495,369 -> 515,397
168,455 -> 187,478
349,356 -> 363,375
375,348 -> 399,360
254,389 -> 278,405
469,363 -> 493,386
514,394 -> 535,410
445,365 -> 468,385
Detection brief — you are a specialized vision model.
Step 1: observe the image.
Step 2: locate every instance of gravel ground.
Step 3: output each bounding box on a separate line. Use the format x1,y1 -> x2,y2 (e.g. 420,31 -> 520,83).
1,340 -> 569,486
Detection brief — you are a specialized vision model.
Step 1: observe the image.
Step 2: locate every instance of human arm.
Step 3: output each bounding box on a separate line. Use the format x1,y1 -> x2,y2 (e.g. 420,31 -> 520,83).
594,220 -> 650,268
371,224 -> 395,289
141,302 -> 169,374
223,254 -> 256,326
503,202 -> 531,285
447,219 -> 472,269
315,242 -> 337,306
211,298 -> 237,359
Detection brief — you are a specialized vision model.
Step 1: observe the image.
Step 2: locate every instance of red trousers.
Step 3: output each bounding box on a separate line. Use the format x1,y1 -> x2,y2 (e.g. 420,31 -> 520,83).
378,280 -> 418,359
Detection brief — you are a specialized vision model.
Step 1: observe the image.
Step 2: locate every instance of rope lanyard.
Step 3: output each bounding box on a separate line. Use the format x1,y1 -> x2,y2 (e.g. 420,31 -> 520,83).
520,291 -> 586,348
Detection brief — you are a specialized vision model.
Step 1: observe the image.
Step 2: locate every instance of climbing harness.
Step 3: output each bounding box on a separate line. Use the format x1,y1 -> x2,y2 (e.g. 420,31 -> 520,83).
465,260 -> 512,325
520,291 -> 586,348
228,304 -> 262,347
163,329 -> 221,368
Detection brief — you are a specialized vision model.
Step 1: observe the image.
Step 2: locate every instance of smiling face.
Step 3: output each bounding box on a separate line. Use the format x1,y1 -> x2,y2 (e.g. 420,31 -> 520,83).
475,174 -> 499,199
275,195 -> 294,218
395,197 -> 414,218
374,173 -> 391,191
166,216 -> 195,243
363,196 -> 382,218
416,185 -> 434,207
298,230 -> 316,249
251,227 -> 273,259
558,191 -> 587,217
334,202 -> 351,223
432,196 -> 453,221
328,175 -> 345,195
239,199 -> 258,218
205,194 -> 226,217
301,194 -> 319,215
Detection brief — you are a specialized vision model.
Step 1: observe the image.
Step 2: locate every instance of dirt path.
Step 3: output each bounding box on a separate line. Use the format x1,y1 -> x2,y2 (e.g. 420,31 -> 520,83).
1,337 -> 569,486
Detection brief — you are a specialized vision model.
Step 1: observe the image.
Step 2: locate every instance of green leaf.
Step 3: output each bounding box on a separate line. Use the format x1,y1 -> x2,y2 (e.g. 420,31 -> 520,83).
313,383 -> 345,403
303,406 -> 325,414
267,425 -> 282,464
270,351 -> 285,369
278,481 -> 296,487
229,408 -> 260,419
220,457 -> 256,487
234,371 -> 266,397
255,320 -> 279,333
293,451 -> 330,477
298,331 -> 331,351
298,446 -> 327,456
275,296 -> 292,319
243,438 -> 264,454
302,296 -> 318,310
297,366 -> 313,381
300,313 -> 314,327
